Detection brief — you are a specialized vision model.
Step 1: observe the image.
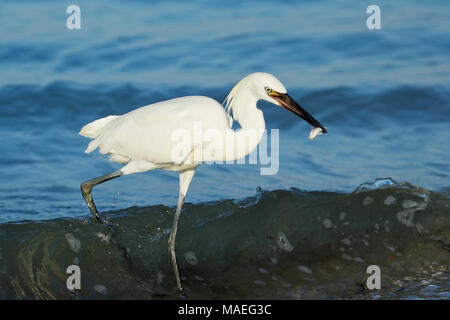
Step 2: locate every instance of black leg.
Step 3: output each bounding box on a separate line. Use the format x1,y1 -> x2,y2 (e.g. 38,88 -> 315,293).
168,194 -> 185,295
168,168 -> 196,296
80,170 -> 123,222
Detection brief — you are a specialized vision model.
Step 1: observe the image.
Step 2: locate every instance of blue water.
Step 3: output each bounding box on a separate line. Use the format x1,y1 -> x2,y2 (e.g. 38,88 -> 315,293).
1,0 -> 449,223
0,0 -> 449,299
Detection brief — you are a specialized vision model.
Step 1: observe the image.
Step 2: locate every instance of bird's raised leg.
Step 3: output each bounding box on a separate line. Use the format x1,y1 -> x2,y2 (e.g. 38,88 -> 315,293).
168,168 -> 196,296
80,170 -> 123,222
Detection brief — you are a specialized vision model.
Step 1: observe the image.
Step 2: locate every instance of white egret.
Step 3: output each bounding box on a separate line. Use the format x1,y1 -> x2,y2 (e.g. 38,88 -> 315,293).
79,72 -> 327,295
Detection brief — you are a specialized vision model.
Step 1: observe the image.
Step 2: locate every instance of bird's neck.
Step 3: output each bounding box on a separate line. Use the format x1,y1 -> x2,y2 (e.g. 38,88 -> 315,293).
225,95 -> 266,161
230,91 -> 265,130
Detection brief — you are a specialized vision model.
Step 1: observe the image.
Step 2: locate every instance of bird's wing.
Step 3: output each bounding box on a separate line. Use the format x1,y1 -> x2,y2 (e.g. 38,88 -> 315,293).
85,96 -> 231,165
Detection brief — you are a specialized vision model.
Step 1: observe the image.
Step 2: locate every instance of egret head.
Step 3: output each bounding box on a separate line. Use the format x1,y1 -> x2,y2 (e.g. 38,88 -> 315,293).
226,72 -> 327,134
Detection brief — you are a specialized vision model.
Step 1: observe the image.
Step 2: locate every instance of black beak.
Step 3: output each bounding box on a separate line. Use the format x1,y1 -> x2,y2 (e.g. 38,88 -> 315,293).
274,93 -> 327,134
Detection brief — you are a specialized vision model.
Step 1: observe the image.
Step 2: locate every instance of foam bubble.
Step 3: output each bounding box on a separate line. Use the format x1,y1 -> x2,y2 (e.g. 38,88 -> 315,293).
402,200 -> 418,209
323,218 -> 332,229
384,195 -> 397,205
341,254 -> 352,260
184,251 -> 198,265
65,233 -> 81,253
259,267 -> 269,274
276,232 -> 294,252
96,232 -> 111,243
94,284 -> 107,295
297,265 -> 313,274
363,197 -> 374,206
397,209 -> 416,227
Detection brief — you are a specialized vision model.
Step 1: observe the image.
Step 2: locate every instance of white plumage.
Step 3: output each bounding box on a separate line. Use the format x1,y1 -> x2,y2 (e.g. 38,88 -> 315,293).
79,72 -> 326,295
81,96 -> 231,169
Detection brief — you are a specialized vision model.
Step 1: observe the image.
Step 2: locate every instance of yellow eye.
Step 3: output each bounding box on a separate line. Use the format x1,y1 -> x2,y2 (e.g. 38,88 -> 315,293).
265,87 -> 272,93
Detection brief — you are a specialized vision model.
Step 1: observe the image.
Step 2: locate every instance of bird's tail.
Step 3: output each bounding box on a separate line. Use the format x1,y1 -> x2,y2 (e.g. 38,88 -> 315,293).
79,115 -> 119,138
79,115 -> 119,153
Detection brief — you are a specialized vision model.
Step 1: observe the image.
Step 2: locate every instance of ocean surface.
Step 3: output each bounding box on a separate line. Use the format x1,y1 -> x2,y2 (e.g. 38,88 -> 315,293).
0,0 -> 449,299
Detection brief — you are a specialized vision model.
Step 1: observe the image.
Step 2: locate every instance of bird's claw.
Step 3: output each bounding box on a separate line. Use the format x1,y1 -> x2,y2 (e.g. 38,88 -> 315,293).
179,290 -> 188,300
93,214 -> 109,225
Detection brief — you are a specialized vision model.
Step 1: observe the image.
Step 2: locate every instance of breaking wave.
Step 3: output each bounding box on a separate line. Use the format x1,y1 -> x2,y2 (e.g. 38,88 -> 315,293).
0,179 -> 448,299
